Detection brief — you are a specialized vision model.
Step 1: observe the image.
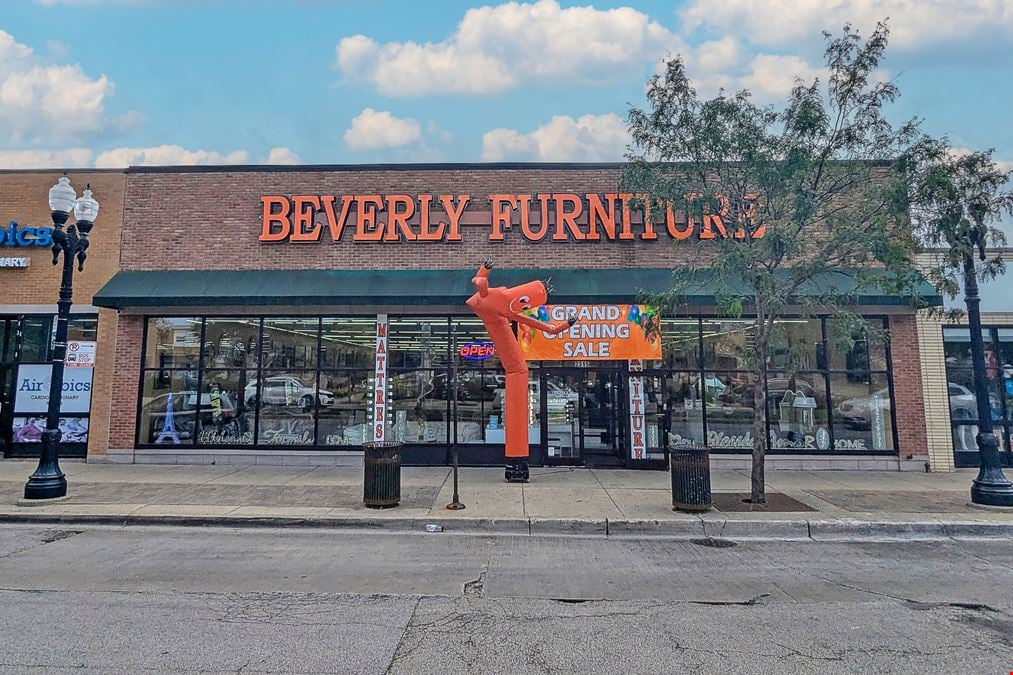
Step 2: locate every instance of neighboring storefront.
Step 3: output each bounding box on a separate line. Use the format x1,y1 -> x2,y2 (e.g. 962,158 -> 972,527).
88,164 -> 937,469
0,170 -> 125,460
917,250 -> 1013,470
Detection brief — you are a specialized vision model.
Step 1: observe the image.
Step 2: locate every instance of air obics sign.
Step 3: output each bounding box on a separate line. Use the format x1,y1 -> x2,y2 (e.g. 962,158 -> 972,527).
259,193 -> 765,244
1,221 -> 54,247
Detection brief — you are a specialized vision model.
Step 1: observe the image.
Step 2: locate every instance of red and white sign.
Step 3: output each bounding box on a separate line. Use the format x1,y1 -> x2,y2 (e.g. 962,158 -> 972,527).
373,314 -> 388,442
628,359 -> 646,460
66,340 -> 96,368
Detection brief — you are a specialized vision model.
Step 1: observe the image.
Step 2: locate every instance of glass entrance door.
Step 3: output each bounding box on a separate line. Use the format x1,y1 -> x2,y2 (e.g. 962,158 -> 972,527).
540,367 -> 625,466
0,318 -> 15,457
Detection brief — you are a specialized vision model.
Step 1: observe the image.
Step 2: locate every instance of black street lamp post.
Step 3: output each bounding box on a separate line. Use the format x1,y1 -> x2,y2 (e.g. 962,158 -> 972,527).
23,175 -> 99,501
964,204 -> 1013,507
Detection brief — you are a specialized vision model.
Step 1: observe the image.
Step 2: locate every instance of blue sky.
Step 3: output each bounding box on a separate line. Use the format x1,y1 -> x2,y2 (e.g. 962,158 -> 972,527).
1,0 -> 1011,170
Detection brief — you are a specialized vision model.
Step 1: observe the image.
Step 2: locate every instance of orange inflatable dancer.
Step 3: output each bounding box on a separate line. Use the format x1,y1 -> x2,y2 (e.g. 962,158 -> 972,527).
466,260 -> 574,482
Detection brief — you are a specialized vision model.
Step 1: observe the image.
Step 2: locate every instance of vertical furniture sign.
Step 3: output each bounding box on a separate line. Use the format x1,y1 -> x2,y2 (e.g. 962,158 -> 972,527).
374,314 -> 388,442
628,359 -> 646,460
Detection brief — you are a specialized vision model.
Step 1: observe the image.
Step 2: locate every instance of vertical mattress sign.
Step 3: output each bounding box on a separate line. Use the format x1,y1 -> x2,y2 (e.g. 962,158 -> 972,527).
374,314 -> 389,442
628,359 -> 646,460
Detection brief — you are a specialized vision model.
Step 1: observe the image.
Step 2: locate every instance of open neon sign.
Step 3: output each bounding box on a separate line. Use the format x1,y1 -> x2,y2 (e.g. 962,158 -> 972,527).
460,342 -> 495,360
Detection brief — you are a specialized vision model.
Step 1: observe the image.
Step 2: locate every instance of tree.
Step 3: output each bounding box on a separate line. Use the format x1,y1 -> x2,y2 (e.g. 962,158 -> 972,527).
903,141 -> 1010,311
903,140 -> 1013,504
622,23 -> 926,503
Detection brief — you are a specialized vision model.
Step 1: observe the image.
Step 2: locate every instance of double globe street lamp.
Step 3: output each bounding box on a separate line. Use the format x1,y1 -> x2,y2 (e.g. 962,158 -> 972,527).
963,200 -> 1013,507
23,175 -> 99,501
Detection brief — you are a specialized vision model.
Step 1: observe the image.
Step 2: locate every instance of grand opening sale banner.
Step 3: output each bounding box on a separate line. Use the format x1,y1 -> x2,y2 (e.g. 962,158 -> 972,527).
519,305 -> 662,361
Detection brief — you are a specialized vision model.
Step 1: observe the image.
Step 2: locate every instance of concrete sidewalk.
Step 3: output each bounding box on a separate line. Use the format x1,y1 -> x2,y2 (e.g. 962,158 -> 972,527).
1,460 -> 1011,539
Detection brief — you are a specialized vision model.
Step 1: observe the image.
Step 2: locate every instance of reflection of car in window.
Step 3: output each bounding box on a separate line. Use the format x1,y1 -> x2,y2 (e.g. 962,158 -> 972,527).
939,382 -> 1000,422
716,377 -> 824,413
142,391 -> 238,441
836,388 -> 891,428
244,377 -> 333,411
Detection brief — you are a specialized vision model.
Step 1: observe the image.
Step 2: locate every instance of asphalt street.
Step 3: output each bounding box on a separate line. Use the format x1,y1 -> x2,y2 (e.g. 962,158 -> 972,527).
0,525 -> 1011,673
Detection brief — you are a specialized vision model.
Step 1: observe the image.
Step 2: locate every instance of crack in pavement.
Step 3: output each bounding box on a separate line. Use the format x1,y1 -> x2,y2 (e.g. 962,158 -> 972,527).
384,596 -> 423,675
0,528 -> 83,561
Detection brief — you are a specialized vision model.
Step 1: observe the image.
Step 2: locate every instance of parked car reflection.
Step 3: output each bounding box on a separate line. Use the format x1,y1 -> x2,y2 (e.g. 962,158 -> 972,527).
142,390 -> 239,442
244,376 -> 333,411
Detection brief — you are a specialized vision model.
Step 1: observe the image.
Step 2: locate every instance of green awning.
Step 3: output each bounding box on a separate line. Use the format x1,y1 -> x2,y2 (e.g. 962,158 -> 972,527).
93,268 -> 941,309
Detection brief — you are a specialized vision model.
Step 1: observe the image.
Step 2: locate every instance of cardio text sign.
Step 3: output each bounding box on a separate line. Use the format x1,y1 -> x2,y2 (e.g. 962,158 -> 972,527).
259,194 -> 765,244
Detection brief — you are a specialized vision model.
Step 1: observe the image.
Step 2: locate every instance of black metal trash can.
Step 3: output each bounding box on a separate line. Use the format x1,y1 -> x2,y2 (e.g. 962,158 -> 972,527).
363,441 -> 403,508
671,445 -> 712,512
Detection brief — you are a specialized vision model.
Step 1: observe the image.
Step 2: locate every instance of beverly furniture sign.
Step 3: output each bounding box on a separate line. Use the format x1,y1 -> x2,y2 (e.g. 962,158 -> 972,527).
520,305 -> 662,361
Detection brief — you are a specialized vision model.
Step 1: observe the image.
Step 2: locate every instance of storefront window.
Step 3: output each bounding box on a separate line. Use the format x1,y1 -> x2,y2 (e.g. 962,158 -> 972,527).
255,370 -> 318,446
203,318 -> 261,369
18,316 -> 52,362
131,311 -> 901,457
704,371 -> 756,449
828,373 -> 893,451
827,318 -> 887,372
455,369 -> 501,443
194,370 -> 254,446
389,369 -> 449,444
320,318 -> 374,368
451,317 -> 502,370
138,314 -> 380,449
767,372 -> 830,451
952,424 -> 1006,456
998,329 -> 1013,423
661,319 -> 700,370
943,325 -> 1013,465
317,370 -> 372,446
943,328 -> 985,370
389,317 -> 451,369
262,318 -> 319,369
769,320 -> 822,371
138,371 -> 199,445
664,372 -> 705,447
144,317 -> 201,369
701,320 -> 754,370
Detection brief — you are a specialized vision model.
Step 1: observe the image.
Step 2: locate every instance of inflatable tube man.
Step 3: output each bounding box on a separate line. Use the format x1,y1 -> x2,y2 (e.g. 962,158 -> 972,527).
466,260 -> 574,482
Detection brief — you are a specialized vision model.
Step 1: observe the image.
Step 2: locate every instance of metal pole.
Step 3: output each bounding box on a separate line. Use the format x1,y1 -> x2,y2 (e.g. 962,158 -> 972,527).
24,213 -> 78,500
963,248 -> 1013,506
447,328 -> 464,510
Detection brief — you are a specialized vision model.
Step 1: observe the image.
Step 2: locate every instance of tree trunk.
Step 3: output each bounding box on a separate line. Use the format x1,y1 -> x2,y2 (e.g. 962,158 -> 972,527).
750,333 -> 768,504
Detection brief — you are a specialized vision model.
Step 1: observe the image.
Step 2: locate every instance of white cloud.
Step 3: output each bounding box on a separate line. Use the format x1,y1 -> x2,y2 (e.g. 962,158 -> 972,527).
738,54 -> 827,99
264,146 -> 301,165
0,148 -> 92,169
94,145 -> 249,167
336,0 -> 681,95
679,0 -> 1013,51
344,108 -> 422,151
949,146 -> 1013,174
0,29 -> 132,144
482,113 -> 630,162
661,40 -> 828,101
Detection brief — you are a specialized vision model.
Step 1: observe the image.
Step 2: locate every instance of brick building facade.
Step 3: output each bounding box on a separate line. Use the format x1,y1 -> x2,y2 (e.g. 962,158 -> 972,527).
0,170 -> 125,461
0,164 -> 943,470
73,164 -> 936,470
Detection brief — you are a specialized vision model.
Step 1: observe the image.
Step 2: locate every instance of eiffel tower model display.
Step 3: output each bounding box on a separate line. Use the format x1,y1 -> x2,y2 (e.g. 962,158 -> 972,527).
155,392 -> 181,444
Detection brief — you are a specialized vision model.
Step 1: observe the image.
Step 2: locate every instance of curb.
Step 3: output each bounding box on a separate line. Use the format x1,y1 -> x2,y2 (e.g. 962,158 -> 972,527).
2,511 -> 1012,540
